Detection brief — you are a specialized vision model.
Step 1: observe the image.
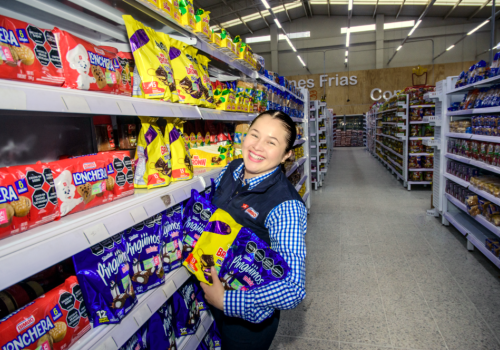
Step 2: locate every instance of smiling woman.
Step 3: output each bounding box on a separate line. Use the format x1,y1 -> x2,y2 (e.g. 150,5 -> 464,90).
201,110 -> 307,350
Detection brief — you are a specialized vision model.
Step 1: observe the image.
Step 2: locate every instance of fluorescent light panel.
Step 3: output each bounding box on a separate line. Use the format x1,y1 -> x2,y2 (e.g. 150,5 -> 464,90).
345,50 -> 349,56
261,0 -> 271,9
446,44 -> 455,51
341,24 -> 375,33
246,35 -> 271,43
274,18 -> 282,28
407,19 -> 421,36
278,31 -> 311,39
284,35 -> 297,51
397,45 -> 402,51
297,55 -> 306,66
346,31 -> 350,47
384,20 -> 415,30
348,0 -> 353,10
467,20 -> 489,35
345,58 -> 348,63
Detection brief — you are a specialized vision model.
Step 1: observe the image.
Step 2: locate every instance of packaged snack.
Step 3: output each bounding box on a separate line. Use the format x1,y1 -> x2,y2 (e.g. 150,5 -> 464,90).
123,214 -> 165,295
93,116 -> 116,152
194,9 -> 211,41
217,227 -> 290,291
0,163 -> 59,240
117,51 -> 134,93
491,52 -> 500,77
182,189 -> 217,259
145,300 -> 177,350
0,15 -> 64,86
192,280 -> 207,311
117,122 -> 138,150
0,276 -> 91,350
410,171 -> 422,181
158,0 -> 180,23
119,327 -> 146,350
134,117 -> 172,189
123,16 -> 175,101
103,151 -> 135,200
50,154 -> 112,217
423,155 -> 433,168
73,234 -> 137,326
424,125 -> 434,137
166,118 -> 194,181
424,172 -> 433,182
161,205 -> 183,273
179,0 -> 196,30
408,156 -> 420,168
198,321 -> 222,350
171,278 -> 201,337
54,29 -> 129,95
196,54 -> 216,108
169,39 -> 203,105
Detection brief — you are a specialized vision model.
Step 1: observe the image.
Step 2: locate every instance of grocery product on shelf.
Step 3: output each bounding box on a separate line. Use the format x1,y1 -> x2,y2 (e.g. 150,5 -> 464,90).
198,321 -> 222,350
171,278 -> 201,337
184,121 -> 233,167
406,86 -> 435,106
0,276 -> 91,350
143,298 -> 177,349
94,116 -> 116,152
166,118 -> 194,181
0,15 -> 65,86
455,60 -> 497,88
161,204 -> 184,273
448,137 -> 500,165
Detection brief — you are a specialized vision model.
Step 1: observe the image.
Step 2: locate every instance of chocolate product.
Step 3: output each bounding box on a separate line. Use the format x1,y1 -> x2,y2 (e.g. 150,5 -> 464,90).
166,118 -> 193,181
181,189 -> 217,259
54,29 -> 130,95
197,321 -> 222,350
103,151 -> 135,200
73,235 -> 137,326
171,278 -> 201,337
118,123 -> 138,150
161,205 -> 183,273
193,280 -> 207,311
0,163 -> 59,240
0,276 -> 91,350
144,300 -> 177,350
123,214 -> 165,295
93,116 -> 115,152
119,328 -> 146,350
424,172 -> 433,182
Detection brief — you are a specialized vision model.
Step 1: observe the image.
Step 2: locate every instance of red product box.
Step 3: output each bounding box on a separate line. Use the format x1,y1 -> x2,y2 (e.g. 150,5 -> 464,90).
0,15 -> 64,86
53,28 -> 131,96
49,154 -> 113,218
0,276 -> 91,350
0,163 -> 59,241
101,151 -> 135,201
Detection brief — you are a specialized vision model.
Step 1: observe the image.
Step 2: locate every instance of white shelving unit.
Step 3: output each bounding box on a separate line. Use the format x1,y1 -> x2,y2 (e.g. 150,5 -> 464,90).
309,101 -> 329,189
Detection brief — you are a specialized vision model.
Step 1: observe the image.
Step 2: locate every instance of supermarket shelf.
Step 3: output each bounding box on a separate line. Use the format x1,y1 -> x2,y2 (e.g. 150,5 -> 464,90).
71,267 -> 192,350
311,157 -> 317,161
443,211 -> 500,269
409,152 -> 434,156
447,74 -> 500,95
410,120 -> 431,124
294,138 -> 307,146
295,175 -> 308,192
310,133 -> 316,137
409,137 -> 434,140
291,117 -> 305,122
386,162 -> 403,181
376,108 -> 397,115
199,108 -> 257,121
444,172 -> 500,208
447,106 -> 500,116
409,168 -> 433,171
444,172 -> 470,187
445,193 -> 500,239
445,153 -> 500,176
286,157 -> 307,177
257,74 -> 304,101
0,168 -> 222,290
410,104 -> 435,108
424,91 -> 440,99
379,134 -> 405,141
445,132 -> 500,143
447,110 -> 474,116
319,140 -> 327,144
388,157 -> 403,169
408,181 -> 432,185
380,143 -> 404,159
302,191 -> 310,202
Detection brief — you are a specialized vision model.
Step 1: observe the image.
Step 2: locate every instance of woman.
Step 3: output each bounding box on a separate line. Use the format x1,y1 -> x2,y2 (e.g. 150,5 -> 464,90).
201,110 -> 307,350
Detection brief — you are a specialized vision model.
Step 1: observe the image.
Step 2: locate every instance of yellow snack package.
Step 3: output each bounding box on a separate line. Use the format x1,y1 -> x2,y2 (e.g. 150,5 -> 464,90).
155,32 -> 179,102
196,54 -> 216,108
232,35 -> 242,58
238,42 -> 247,60
169,38 -> 203,106
134,117 -> 172,189
194,9 -> 211,41
158,0 -> 175,19
209,30 -> 221,48
179,0 -> 196,30
219,29 -> 235,56
184,209 -> 242,285
165,118 -> 194,181
123,15 -> 173,101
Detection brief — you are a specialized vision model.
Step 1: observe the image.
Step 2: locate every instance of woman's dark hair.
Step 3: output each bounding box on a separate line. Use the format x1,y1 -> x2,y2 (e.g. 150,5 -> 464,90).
249,110 -> 297,173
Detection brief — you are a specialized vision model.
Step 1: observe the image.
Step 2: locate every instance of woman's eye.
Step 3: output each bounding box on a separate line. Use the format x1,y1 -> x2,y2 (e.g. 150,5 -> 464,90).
269,141 -> 275,146
252,134 -> 258,138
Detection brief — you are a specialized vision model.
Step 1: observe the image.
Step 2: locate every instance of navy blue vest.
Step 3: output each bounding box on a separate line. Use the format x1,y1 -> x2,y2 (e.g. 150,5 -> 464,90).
212,159 -> 304,246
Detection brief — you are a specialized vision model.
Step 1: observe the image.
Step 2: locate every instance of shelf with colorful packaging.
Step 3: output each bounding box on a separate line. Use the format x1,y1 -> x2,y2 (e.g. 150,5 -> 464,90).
366,105 -> 378,155
310,100 -> 328,190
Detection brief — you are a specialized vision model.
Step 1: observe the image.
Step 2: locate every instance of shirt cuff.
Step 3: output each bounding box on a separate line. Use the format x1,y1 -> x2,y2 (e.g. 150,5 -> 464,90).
223,290 -> 246,318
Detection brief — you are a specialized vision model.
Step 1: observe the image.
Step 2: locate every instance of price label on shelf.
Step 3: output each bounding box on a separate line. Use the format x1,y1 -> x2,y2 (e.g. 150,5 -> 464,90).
116,101 -> 136,115
83,223 -> 110,245
162,280 -> 177,298
133,305 -> 152,327
130,206 -> 149,223
170,106 -> 183,117
0,88 -> 27,110
95,336 -> 118,350
62,95 -> 91,113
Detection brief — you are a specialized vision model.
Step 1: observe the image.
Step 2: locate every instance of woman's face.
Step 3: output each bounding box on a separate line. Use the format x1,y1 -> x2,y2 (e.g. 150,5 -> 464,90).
242,115 -> 292,178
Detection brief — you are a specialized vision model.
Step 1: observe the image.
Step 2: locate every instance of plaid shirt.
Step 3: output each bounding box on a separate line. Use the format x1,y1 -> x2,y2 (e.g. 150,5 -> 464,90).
214,163 -> 307,323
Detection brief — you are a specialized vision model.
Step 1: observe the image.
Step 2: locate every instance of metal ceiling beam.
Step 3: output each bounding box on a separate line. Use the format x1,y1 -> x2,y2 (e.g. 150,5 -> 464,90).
373,0 -> 379,18
219,0 -> 254,33
281,0 -> 293,22
468,0 -> 492,20
327,0 -> 331,17
301,0 -> 309,17
396,0 -> 406,18
308,0 -> 313,16
257,7 -> 271,27
444,0 -> 462,19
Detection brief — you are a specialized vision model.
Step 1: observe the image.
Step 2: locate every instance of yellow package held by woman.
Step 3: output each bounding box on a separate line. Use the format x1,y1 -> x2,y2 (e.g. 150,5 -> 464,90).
123,15 -> 173,101
184,209 -> 242,285
194,9 -> 211,41
165,118 -> 193,181
169,38 -> 204,106
134,117 -> 172,189
179,0 -> 196,30
196,54 -> 215,108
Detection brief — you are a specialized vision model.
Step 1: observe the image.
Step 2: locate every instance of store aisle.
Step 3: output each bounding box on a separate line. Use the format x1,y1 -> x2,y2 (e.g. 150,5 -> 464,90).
271,148 -> 500,350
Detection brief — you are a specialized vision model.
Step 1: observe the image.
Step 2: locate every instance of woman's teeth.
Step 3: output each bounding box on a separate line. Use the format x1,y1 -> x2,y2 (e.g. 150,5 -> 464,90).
250,152 -> 264,160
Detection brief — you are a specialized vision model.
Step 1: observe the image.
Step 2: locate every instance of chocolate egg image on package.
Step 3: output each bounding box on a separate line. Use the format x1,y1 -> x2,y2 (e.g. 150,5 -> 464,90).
161,205 -> 183,274
73,234 -> 137,327
123,214 -> 165,295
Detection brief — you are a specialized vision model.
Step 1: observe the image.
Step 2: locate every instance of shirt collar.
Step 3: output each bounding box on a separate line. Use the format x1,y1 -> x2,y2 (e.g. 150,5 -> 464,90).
233,163 -> 279,190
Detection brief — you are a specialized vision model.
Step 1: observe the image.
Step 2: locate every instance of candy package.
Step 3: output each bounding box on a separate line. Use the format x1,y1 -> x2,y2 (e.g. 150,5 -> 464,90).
194,9 -> 211,41
171,278 -> 201,337
197,322 -> 222,350
197,54 -> 216,108
144,300 -> 177,350
161,205 -> 184,274
119,327 -> 146,350
73,234 -> 137,326
0,15 -> 64,86
134,117 -> 172,189
123,214 -> 165,295
169,38 -> 203,105
166,118 -> 194,181
103,151 -> 135,201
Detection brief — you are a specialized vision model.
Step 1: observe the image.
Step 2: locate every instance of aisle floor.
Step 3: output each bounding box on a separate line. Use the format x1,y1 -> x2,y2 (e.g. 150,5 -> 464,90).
270,147 -> 500,350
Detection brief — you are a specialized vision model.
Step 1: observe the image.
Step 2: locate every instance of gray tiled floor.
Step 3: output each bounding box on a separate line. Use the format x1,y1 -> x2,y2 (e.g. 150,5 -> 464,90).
270,148 -> 500,350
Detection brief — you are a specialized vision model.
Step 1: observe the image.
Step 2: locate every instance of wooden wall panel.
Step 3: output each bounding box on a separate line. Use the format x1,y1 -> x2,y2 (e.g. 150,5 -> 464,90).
287,61 -> 475,115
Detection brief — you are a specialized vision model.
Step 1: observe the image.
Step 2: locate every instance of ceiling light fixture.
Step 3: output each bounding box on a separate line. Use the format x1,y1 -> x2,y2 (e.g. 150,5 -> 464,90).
261,0 -> 271,9
285,35 -> 297,51
407,19 -> 422,36
297,55 -> 306,66
340,24 -> 376,33
446,44 -> 455,51
348,0 -> 353,11
383,20 -> 415,30
396,45 -> 402,51
345,50 -> 348,56
346,31 -> 350,47
274,18 -> 282,28
246,35 -> 271,43
467,20 -> 489,35
345,58 -> 348,63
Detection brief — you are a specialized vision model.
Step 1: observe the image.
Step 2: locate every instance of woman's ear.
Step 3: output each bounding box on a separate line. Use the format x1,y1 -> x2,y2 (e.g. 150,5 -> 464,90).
281,150 -> 293,163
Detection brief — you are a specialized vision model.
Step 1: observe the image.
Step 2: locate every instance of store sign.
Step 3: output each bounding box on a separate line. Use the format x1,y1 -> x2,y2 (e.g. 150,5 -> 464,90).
289,74 -> 358,89
370,88 -> 402,101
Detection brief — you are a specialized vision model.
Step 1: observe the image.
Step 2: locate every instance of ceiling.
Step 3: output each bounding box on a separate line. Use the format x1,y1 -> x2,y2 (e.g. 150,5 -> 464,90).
200,0 -> 496,36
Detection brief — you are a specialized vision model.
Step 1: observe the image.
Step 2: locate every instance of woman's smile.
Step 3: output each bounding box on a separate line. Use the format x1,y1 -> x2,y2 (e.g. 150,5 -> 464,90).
248,151 -> 265,162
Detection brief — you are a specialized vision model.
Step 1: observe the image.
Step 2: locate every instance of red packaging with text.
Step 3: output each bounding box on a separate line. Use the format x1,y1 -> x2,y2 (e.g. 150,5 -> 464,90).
0,163 -> 59,241
101,151 -> 135,200
53,28 -> 131,96
0,276 -> 91,350
0,15 -> 64,86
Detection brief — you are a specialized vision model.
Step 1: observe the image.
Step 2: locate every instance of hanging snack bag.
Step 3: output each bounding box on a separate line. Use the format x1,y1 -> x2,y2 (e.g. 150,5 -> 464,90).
169,39 -> 203,105
181,189 -> 217,259
134,117 -> 172,189
184,46 -> 208,106
103,151 -> 135,201
50,154 -> 112,217
166,118 -> 194,181
123,214 -> 165,295
117,51 -> 134,94
194,9 -> 211,41
161,205 -> 183,273
198,322 -> 222,350
197,54 -> 216,108
119,329 -> 146,350
54,29 -> 127,94
145,301 -> 177,350
217,228 -> 290,291
123,16 -> 174,101
155,31 -> 179,102
0,163 -> 59,240
0,276 -> 91,350
193,280 -> 207,311
0,15 -> 64,86
171,278 -> 201,337
73,234 -> 137,326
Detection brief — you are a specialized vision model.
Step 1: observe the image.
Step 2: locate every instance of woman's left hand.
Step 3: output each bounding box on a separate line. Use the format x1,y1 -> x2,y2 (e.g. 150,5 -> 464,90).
200,266 -> 225,311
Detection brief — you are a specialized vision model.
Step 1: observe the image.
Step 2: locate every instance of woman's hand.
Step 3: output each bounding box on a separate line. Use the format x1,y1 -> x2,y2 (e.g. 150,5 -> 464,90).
200,267 -> 225,311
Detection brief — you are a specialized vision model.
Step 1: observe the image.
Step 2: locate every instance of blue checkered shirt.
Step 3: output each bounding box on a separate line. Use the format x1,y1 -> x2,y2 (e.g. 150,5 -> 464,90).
214,163 -> 307,323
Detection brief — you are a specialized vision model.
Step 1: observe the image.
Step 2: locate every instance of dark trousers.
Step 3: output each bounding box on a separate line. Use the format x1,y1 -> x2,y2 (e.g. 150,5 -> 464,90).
209,305 -> 280,350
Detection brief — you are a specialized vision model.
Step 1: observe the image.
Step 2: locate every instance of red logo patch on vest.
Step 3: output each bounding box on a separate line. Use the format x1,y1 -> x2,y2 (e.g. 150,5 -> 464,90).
241,203 -> 249,209
245,207 -> 259,219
